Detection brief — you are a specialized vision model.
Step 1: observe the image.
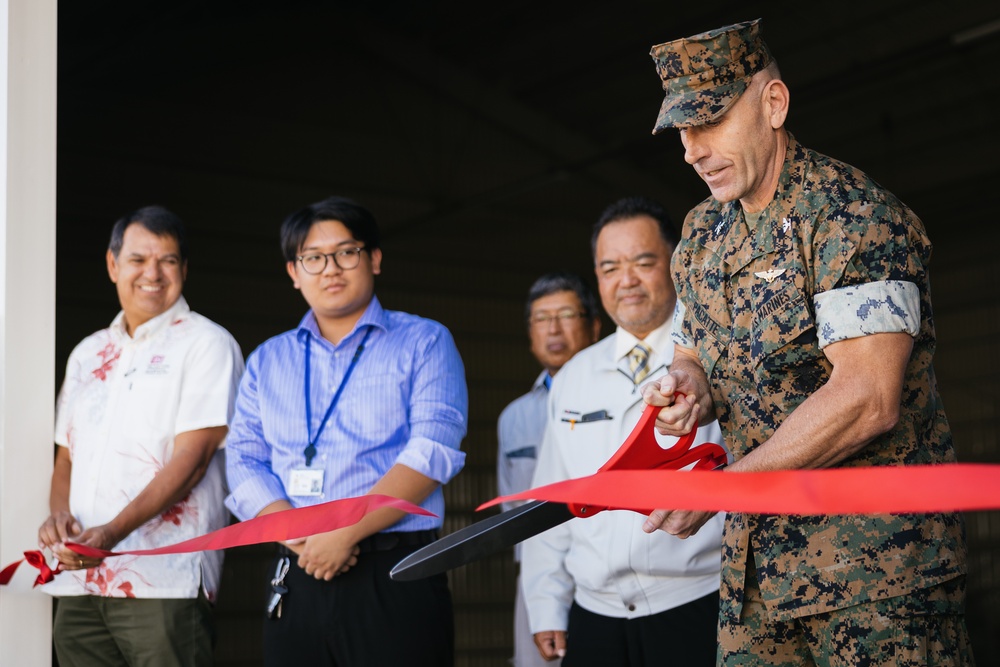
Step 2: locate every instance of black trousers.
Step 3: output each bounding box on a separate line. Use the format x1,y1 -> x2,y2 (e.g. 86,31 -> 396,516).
562,592 -> 720,667
262,536 -> 453,667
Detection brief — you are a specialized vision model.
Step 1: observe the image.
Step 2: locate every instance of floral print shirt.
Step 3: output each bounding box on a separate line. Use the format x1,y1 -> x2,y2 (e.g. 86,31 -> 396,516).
43,297 -> 243,600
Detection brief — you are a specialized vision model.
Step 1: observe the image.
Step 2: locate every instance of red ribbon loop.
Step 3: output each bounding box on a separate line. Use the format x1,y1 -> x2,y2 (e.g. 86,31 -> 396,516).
24,550 -> 59,587
0,551 -> 61,588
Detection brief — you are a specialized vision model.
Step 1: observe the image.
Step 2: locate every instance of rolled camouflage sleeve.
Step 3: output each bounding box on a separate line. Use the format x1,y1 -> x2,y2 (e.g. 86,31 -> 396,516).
669,299 -> 696,349
810,193 -> 931,348
813,280 -> 920,348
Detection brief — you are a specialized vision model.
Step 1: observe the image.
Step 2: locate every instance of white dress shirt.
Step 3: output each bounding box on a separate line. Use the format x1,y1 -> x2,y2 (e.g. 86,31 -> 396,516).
521,320 -> 725,633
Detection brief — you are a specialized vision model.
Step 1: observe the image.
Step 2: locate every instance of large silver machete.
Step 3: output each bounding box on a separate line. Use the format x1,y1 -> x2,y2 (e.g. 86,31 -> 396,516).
390,500 -> 573,581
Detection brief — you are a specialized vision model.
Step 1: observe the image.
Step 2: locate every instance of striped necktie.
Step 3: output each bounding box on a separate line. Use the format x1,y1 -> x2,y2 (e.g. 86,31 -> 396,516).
628,343 -> 651,385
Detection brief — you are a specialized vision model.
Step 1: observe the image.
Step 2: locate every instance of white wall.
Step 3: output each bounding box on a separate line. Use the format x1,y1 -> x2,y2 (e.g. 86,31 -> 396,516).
0,0 -> 57,663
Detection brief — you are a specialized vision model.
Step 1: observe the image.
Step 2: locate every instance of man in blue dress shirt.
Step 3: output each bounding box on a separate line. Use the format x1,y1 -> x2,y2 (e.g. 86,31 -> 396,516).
225,196 -> 468,667
497,272 -> 600,667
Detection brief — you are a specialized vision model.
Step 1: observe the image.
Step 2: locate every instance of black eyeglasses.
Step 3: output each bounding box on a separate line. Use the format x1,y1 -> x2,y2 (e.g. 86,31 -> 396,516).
296,247 -> 366,274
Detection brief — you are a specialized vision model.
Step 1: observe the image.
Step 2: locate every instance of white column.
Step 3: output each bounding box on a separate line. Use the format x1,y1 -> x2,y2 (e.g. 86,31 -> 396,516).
0,0 -> 57,664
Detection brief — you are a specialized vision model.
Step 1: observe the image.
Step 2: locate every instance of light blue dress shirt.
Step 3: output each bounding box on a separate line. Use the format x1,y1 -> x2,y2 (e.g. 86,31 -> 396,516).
225,296 -> 468,532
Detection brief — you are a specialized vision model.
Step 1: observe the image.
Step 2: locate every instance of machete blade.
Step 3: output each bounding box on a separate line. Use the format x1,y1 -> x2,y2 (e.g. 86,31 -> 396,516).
390,500 -> 573,581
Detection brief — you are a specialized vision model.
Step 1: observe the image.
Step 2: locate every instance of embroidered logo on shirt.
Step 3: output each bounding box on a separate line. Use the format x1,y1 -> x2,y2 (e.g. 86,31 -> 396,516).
754,268 -> 786,284
782,217 -> 792,234
145,355 -> 171,375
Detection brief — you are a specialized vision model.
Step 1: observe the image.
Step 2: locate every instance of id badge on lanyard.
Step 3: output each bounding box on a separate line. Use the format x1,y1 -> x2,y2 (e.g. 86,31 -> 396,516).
288,467 -> 325,497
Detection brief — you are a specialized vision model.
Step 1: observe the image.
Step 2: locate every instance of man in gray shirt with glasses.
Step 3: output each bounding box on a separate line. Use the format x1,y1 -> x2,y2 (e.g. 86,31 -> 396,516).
498,271 -> 600,667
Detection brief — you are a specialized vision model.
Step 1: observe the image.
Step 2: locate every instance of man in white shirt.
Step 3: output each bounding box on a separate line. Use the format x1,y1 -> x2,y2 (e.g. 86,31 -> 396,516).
521,197 -> 724,666
37,205 -> 244,667
498,272 -> 601,667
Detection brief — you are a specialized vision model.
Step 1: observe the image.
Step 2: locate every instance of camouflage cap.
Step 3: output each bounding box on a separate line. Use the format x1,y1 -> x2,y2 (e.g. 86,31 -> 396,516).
649,18 -> 772,133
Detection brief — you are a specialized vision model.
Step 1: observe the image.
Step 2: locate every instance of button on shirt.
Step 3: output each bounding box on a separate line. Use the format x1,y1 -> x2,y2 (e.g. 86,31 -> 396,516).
225,297 -> 468,532
43,297 -> 244,600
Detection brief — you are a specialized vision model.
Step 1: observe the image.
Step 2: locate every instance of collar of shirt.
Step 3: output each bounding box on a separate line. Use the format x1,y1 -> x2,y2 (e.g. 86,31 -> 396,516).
109,296 -> 191,343
532,370 -> 550,392
771,131 -> 803,206
725,132 -> 803,260
295,295 -> 388,349
613,317 -> 674,368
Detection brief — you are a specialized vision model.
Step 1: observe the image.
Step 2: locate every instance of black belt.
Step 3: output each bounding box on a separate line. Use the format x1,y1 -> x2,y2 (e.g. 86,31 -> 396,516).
278,530 -> 438,556
357,530 -> 438,554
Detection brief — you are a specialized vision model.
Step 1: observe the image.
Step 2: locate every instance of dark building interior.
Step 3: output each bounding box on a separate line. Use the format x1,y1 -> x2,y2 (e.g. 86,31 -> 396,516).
55,2 -> 1000,665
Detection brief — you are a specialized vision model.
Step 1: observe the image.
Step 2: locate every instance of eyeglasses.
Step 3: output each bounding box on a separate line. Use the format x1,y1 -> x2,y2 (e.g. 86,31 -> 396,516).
529,309 -> 587,326
296,247 -> 366,274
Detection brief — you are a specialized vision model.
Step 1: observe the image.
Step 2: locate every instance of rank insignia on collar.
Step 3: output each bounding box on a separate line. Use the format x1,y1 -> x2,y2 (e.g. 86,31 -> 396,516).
754,268 -> 786,283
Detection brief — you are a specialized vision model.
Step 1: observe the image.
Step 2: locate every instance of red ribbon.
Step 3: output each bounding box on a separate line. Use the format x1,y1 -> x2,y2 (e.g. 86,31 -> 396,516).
482,402 -> 1000,515
481,464 -> 1000,515
2,494 -> 431,587
0,549 -> 61,587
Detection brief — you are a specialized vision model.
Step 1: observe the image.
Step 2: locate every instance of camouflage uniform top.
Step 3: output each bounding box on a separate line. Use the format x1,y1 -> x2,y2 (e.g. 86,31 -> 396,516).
670,133 -> 967,621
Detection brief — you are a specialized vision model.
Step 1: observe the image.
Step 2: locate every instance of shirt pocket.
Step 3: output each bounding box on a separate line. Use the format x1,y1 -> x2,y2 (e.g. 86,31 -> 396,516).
504,456 -> 539,495
686,299 -> 729,383
124,373 -> 180,442
750,284 -> 829,404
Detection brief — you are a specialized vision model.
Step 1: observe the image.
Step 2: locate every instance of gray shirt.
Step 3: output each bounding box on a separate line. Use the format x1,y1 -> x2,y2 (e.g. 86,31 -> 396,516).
497,371 -> 549,559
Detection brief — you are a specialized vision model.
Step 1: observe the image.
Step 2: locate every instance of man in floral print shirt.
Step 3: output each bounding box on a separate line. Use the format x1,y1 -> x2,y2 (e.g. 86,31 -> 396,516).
38,206 -> 244,667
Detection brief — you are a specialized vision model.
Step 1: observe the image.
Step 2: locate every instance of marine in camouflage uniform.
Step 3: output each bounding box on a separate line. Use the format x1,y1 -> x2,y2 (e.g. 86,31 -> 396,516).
642,19 -> 974,665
